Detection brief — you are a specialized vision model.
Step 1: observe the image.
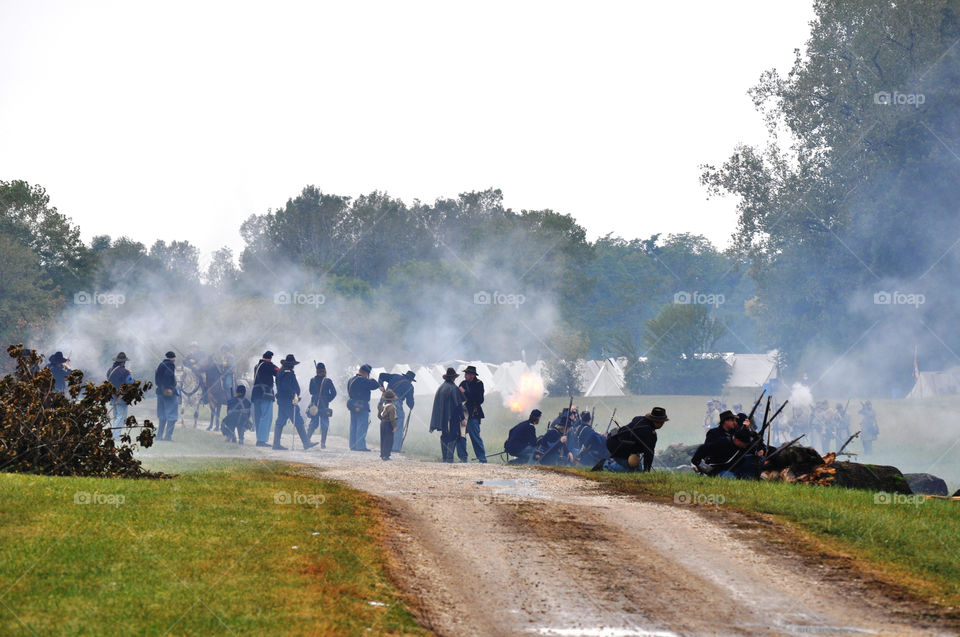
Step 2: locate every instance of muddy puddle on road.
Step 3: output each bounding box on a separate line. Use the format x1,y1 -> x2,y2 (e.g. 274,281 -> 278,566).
475,477 -> 542,498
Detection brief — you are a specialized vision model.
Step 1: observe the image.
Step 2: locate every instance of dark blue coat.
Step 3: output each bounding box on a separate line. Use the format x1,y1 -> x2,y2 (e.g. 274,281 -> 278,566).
347,375 -> 381,412
47,363 -> 68,393
429,380 -> 463,435
107,362 -> 133,388
505,420 -> 538,455
577,426 -> 610,466
458,378 -> 484,420
252,359 -> 277,401
224,396 -> 252,431
378,373 -> 415,409
536,429 -> 568,465
309,375 -> 337,407
154,359 -> 177,394
276,367 -> 300,405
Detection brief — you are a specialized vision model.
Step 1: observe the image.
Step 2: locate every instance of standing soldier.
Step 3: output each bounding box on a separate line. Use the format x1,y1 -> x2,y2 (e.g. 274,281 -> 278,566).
252,351 -> 278,448
457,365 -> 486,463
273,354 -> 316,451
378,370 -> 416,453
46,351 -> 70,393
346,364 -> 381,451
155,351 -> 179,441
307,362 -> 337,448
429,367 -> 465,462
106,352 -> 134,440
859,401 -> 879,454
378,389 -> 398,460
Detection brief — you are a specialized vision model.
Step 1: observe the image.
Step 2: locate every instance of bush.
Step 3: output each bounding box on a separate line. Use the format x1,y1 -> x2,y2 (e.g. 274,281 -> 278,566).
0,345 -> 164,478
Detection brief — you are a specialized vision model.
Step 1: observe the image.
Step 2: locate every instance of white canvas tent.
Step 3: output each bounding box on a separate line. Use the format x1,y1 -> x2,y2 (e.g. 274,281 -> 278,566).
907,368 -> 960,398
724,353 -> 778,389
583,360 -> 626,397
413,365 -> 442,396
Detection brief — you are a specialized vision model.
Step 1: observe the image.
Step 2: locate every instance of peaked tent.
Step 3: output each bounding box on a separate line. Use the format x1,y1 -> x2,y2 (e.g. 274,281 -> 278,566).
907,368 -> 960,398
724,353 -> 778,389
583,360 -> 626,397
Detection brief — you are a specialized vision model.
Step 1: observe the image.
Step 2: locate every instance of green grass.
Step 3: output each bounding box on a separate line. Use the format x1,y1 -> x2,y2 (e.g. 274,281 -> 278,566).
575,468 -> 960,608
0,459 -> 425,636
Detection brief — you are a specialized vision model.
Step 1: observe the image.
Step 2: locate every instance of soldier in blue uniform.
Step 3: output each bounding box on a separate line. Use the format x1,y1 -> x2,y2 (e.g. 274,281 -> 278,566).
378,370 -> 415,452
251,351 -> 278,447
457,366 -> 486,462
154,351 -> 179,441
347,364 -> 382,451
273,354 -> 316,450
106,352 -> 134,440
46,351 -> 70,393
307,362 -> 337,448
504,409 -> 542,464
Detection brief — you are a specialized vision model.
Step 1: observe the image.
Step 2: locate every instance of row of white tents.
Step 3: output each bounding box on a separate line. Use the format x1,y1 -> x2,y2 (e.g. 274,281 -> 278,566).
354,352 -> 780,398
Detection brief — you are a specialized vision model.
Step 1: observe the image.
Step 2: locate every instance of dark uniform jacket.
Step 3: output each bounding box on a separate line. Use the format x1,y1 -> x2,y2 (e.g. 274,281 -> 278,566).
606,416 -> 658,472
252,359 -> 277,401
577,426 -> 610,467
458,378 -> 484,420
309,376 -> 337,407
347,375 -> 381,412
154,359 -> 177,395
47,363 -> 68,393
276,367 -> 300,405
505,420 -> 537,455
378,373 -> 415,409
224,397 -> 252,431
536,428 -> 569,465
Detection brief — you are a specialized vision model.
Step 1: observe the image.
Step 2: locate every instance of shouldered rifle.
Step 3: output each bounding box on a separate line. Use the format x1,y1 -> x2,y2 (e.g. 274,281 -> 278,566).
747,389 -> 766,422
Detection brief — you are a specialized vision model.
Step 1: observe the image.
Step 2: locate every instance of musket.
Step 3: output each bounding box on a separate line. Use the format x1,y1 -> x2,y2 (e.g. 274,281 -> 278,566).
837,430 -> 861,455
728,399 -> 788,475
605,408 -> 617,434
402,405 -> 414,447
761,434 -> 805,466
747,390 -> 766,423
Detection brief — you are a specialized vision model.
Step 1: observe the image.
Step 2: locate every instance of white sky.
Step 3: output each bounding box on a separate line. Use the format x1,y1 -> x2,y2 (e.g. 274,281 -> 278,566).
0,1 -> 814,265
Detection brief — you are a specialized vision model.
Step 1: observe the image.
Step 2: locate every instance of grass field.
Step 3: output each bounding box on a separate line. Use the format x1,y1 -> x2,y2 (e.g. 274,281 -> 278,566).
574,468 -> 960,609
0,459 -> 424,636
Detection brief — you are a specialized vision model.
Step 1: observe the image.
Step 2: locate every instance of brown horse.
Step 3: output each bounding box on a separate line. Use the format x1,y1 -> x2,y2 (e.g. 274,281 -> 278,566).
195,360 -> 235,431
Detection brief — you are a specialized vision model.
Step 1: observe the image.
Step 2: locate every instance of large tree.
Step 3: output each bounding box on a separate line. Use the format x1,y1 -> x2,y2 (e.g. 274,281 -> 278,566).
702,0 -> 960,392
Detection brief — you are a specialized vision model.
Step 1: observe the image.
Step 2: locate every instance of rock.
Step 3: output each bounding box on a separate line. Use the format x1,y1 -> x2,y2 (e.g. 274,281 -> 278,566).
904,473 -> 949,496
656,443 -> 699,468
833,462 -> 912,494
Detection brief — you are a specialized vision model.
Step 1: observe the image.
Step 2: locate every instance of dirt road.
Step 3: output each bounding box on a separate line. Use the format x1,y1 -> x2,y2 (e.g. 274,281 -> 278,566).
160,431 -> 956,636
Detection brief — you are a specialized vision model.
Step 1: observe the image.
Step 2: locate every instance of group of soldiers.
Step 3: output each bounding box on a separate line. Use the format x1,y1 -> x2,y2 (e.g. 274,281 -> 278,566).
499,405 -> 614,468
703,395 -> 880,454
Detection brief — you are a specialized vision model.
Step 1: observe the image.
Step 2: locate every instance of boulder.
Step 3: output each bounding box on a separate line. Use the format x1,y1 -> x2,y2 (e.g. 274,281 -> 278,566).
656,444 -> 699,468
904,473 -> 949,496
833,462 -> 912,494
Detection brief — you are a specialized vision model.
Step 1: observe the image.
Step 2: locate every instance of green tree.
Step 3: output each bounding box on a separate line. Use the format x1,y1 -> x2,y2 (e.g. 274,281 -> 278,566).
642,304 -> 729,394
0,235 -> 61,347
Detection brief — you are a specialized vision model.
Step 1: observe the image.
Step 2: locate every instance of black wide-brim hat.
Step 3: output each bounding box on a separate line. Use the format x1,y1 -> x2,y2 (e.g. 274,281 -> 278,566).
718,410 -> 736,423
49,351 -> 66,364
463,365 -> 479,376
647,406 -> 670,422
404,370 -> 416,381
282,354 -> 300,366
442,367 -> 459,380
114,352 -> 129,362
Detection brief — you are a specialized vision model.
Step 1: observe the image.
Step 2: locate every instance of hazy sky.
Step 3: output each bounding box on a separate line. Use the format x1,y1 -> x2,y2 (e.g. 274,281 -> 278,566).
0,1 -> 814,264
